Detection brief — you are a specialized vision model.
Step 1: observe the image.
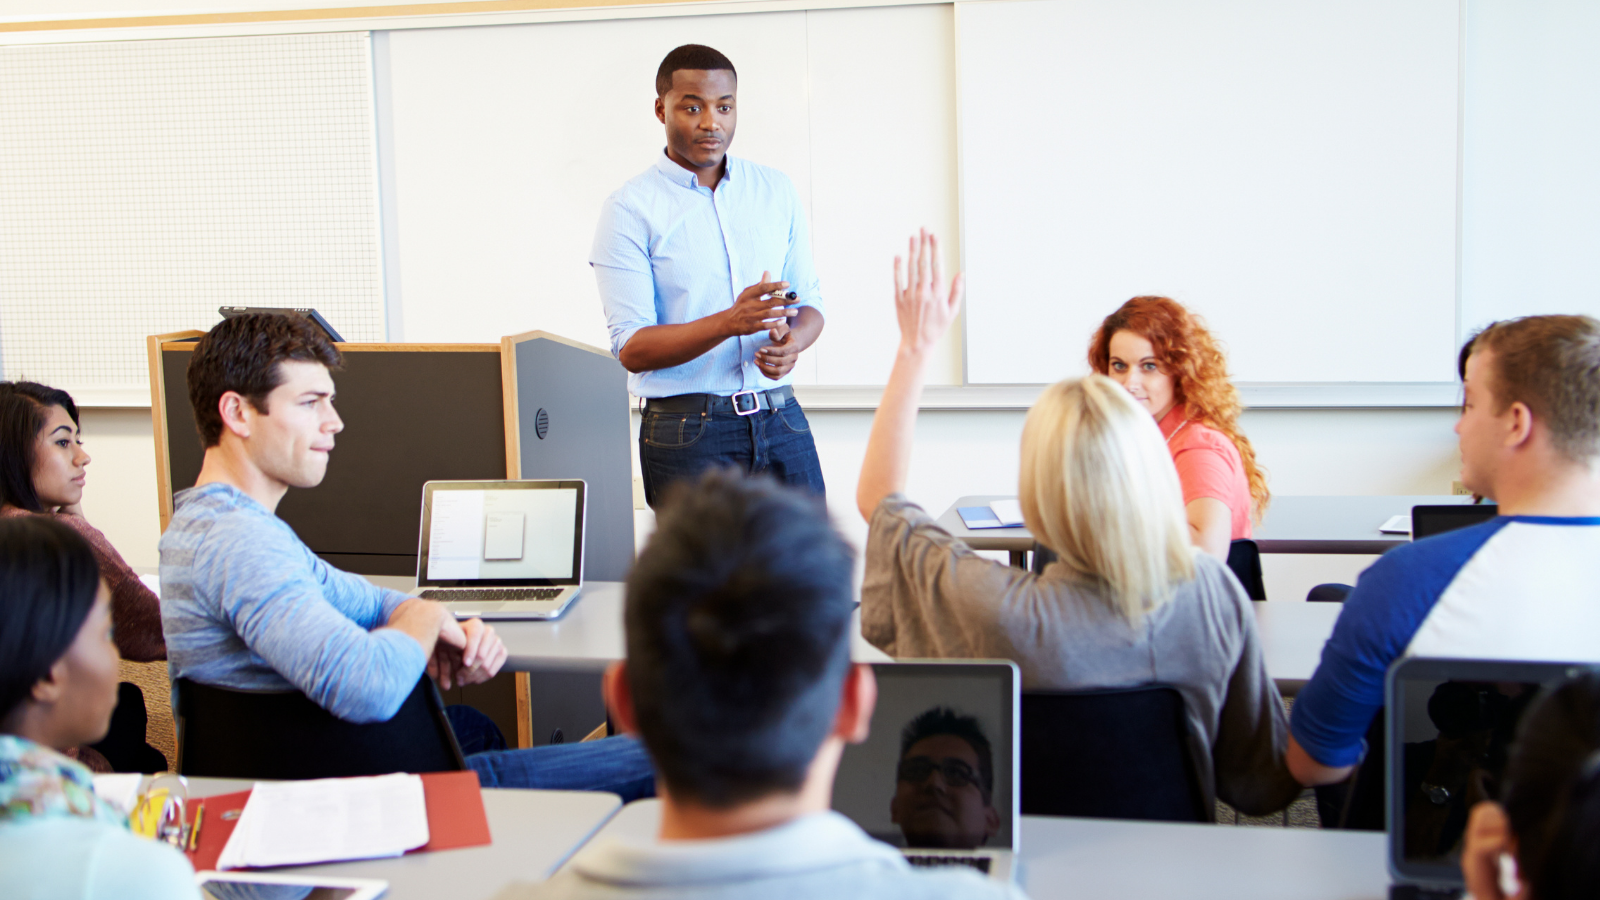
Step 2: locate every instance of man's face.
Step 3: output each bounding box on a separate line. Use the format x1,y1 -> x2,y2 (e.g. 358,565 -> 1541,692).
890,734 -> 1001,850
242,360 -> 343,491
1456,349 -> 1509,497
655,68 -> 737,172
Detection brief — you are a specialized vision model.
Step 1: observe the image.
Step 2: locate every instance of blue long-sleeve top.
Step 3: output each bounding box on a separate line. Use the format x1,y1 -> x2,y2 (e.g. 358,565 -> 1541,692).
159,483 -> 426,723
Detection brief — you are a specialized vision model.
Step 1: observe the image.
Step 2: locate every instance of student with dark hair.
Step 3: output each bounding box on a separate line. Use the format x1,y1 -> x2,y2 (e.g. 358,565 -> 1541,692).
592,43 -> 827,508
1463,671 -> 1600,900
0,380 -> 167,773
0,382 -> 163,664
534,471 -> 1025,899
0,516 -> 198,899
162,312 -> 653,794
1289,315 -> 1600,796
891,707 -> 1000,850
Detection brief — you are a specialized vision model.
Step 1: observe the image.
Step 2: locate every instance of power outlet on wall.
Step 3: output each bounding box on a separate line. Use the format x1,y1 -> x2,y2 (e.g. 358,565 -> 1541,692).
1452,481 -> 1471,496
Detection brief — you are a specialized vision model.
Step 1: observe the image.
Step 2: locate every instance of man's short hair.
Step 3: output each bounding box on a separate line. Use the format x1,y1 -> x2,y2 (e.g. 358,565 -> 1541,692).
899,707 -> 996,800
187,313 -> 343,448
1464,314 -> 1600,463
655,44 -> 737,97
624,470 -> 855,808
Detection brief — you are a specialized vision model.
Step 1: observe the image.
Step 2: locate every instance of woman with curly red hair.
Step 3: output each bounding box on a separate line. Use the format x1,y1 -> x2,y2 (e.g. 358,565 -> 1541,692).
1089,296 -> 1268,559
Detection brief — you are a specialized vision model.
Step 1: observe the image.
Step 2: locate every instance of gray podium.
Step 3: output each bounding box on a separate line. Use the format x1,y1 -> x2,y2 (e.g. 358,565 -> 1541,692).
501,330 -> 634,582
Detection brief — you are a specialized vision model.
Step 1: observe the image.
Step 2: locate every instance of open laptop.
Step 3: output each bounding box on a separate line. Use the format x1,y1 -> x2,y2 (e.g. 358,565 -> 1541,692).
1410,504 -> 1499,541
412,479 -> 585,620
1385,656 -> 1588,899
833,660 -> 1020,883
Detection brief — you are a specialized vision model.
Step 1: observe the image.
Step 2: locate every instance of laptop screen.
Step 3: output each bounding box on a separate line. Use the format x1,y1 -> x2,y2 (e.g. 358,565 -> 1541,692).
833,661 -> 1018,852
1388,657 -> 1587,886
417,480 -> 583,586
1410,504 -> 1498,541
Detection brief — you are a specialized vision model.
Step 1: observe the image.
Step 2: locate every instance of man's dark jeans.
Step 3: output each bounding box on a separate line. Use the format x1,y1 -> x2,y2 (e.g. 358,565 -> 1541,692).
639,397 -> 825,507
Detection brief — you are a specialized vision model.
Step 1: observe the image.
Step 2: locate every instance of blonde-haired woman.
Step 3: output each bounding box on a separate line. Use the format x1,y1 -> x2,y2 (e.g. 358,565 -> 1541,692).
856,231 -> 1299,817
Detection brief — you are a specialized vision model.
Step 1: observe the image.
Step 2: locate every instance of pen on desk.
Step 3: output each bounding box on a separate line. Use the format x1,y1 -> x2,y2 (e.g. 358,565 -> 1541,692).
187,802 -> 204,852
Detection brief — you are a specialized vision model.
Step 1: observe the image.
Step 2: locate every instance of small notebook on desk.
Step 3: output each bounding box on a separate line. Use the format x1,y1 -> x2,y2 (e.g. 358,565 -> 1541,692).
187,770 -> 491,871
957,499 -> 1025,530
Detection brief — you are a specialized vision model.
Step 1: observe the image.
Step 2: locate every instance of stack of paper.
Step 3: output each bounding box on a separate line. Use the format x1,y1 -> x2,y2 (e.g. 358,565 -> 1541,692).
217,773 -> 430,869
957,499 -> 1027,530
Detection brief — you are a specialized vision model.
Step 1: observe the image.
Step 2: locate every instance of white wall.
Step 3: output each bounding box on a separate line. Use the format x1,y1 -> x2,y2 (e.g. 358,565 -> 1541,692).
84,403 -> 1460,605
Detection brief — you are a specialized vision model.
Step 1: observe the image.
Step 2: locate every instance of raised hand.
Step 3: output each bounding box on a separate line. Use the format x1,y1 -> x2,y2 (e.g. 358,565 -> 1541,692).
893,230 -> 964,356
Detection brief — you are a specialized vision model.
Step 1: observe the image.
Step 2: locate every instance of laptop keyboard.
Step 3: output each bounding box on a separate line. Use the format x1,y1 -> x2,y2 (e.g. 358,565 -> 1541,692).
419,588 -> 563,601
905,854 -> 992,874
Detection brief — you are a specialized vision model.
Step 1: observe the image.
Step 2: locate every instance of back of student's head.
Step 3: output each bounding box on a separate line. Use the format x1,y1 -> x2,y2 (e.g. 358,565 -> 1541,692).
0,516 -> 102,725
624,470 -> 856,807
187,313 -> 342,449
1500,671 -> 1600,900
1463,314 -> 1600,464
0,382 -> 80,513
1019,374 -> 1194,622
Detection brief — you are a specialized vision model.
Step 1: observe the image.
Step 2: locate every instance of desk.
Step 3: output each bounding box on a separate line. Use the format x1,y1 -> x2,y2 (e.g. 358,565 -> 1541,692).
182,777 -> 620,900
368,578 -> 1334,693
1253,600 -> 1340,694
938,494 -> 1473,559
548,799 -> 1389,900
366,578 -> 892,669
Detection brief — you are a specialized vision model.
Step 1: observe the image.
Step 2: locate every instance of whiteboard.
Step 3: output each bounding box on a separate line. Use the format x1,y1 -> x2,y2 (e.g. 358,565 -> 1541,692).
956,0 -> 1462,387
381,4 -> 962,386
1460,0 -> 1600,336
0,32 -> 385,403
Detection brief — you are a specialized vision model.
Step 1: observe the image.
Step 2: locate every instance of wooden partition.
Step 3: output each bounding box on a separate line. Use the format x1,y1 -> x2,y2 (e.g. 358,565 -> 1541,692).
151,339 -> 508,574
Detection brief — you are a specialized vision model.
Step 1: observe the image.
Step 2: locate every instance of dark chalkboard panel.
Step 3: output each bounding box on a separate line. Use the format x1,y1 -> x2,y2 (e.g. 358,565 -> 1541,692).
160,344 -> 507,575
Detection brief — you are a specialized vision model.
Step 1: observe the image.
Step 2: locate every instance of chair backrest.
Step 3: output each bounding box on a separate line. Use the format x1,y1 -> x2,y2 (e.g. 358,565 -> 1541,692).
1037,539 -> 1267,602
1226,539 -> 1267,600
175,675 -> 467,780
1020,684 -> 1209,822
1029,541 -> 1055,575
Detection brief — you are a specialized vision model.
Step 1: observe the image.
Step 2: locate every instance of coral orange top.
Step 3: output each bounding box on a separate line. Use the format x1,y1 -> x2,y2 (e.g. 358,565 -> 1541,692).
1158,406 -> 1253,540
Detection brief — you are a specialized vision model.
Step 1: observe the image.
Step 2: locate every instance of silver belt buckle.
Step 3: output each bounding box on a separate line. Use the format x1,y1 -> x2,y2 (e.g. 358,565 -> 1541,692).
731,390 -> 760,416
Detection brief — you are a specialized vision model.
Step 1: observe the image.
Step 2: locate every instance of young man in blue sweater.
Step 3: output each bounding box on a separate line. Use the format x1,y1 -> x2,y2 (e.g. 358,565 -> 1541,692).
1288,315 -> 1600,791
161,312 -> 651,795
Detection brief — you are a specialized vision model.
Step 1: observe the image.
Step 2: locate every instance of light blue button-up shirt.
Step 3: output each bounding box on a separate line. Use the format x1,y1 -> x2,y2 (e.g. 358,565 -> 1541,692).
591,151 -> 823,399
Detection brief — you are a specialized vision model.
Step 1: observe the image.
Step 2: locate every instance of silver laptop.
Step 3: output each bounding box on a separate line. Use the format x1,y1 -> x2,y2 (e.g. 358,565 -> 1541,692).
1386,656 -> 1588,899
413,479 -> 585,620
833,660 -> 1020,883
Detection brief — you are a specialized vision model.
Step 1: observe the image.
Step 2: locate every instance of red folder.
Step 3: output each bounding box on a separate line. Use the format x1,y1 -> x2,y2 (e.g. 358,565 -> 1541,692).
186,770 -> 491,870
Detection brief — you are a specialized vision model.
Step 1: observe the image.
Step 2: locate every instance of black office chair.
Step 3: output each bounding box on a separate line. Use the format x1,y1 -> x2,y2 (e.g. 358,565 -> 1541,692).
1035,539 -> 1266,601
175,675 -> 467,779
1313,711 -> 1386,831
1225,539 -> 1267,600
1021,685 -> 1210,822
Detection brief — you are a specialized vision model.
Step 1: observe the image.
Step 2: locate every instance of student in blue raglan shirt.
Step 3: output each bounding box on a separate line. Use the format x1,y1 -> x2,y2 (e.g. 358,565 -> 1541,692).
160,313 -> 653,796
1288,315 -> 1600,794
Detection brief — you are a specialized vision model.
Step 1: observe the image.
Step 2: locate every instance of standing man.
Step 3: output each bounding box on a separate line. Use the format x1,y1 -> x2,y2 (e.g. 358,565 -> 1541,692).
592,44 -> 826,507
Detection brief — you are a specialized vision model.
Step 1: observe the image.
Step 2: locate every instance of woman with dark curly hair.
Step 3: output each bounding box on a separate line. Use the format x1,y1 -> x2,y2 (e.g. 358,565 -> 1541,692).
1089,296 -> 1268,559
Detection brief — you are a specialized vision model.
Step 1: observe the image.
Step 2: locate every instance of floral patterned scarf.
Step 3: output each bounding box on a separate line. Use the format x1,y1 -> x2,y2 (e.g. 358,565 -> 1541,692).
0,734 -> 125,826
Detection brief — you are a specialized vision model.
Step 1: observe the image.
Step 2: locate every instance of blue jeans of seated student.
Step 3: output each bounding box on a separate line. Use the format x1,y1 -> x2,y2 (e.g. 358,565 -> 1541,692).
639,401 -> 825,508
467,736 -> 656,803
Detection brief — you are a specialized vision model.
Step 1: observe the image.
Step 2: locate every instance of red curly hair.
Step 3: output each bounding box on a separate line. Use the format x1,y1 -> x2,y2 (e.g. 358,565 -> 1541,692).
1087,296 -> 1270,519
